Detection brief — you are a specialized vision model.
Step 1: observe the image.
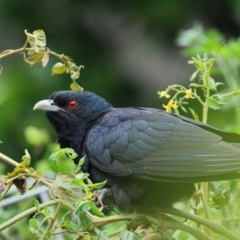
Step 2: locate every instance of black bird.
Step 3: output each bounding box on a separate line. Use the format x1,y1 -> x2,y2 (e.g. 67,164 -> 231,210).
34,90 -> 240,210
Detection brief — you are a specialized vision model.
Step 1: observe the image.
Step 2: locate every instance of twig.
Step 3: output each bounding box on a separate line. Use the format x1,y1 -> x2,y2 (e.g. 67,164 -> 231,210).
163,208 -> 240,240
0,200 -> 58,231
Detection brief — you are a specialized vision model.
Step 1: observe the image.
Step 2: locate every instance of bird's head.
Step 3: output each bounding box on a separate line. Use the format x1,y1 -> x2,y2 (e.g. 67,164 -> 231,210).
34,90 -> 112,139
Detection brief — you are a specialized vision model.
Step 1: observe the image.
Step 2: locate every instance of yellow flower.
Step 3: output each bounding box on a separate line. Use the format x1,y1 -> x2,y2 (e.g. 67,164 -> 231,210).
158,90 -> 170,98
184,89 -> 194,99
163,99 -> 178,112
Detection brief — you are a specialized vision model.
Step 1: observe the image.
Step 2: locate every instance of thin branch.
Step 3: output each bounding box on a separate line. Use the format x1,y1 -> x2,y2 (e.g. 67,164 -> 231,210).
163,208 -> 240,240
0,152 -> 51,187
0,200 -> 58,231
164,220 -> 212,240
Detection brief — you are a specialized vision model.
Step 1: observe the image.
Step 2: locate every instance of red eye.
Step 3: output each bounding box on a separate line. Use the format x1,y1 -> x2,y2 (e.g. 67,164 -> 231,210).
68,100 -> 78,109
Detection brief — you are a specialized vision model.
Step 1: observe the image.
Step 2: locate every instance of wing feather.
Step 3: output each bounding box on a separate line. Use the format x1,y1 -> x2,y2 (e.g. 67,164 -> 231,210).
87,108 -> 240,182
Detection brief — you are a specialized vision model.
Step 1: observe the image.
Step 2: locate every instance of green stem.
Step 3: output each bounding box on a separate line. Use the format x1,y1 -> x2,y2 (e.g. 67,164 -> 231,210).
88,213 -> 135,230
199,185 -> 210,219
164,220 -> 212,240
0,47 -> 68,63
221,89 -> 240,98
202,103 -> 209,124
0,48 -> 27,59
41,202 -> 62,240
0,200 -> 58,231
163,208 -> 240,240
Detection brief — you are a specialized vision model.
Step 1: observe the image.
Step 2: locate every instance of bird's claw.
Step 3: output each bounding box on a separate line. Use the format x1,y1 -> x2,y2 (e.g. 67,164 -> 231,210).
93,188 -> 113,211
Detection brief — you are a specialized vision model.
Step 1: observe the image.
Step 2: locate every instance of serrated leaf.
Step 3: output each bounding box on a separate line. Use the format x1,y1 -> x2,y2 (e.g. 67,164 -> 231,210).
119,230 -> 141,240
48,152 -> 60,173
94,228 -> 109,240
25,29 -> 46,53
49,173 -> 85,210
206,94 -> 225,110
29,218 -> 41,238
49,148 -> 79,173
51,62 -> 67,75
79,212 -> 92,231
208,78 -> 223,91
61,211 -> 79,231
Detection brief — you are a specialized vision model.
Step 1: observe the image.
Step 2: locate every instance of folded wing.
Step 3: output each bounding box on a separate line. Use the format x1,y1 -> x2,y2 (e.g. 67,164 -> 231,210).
87,108 -> 240,182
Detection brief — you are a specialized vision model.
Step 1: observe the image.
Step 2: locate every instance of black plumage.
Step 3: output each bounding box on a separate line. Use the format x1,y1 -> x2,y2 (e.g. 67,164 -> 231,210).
34,90 -> 240,209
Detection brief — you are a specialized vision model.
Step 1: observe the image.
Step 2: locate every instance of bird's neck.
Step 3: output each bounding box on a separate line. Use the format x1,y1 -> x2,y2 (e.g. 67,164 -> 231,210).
56,124 -> 87,151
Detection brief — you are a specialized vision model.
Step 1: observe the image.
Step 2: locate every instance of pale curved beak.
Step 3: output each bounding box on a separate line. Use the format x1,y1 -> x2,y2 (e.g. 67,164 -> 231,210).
33,99 -> 61,112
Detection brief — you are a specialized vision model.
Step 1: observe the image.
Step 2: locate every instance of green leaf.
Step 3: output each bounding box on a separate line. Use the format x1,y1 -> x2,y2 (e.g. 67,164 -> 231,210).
70,80 -> 83,91
25,29 -> 46,53
75,172 -> 90,180
41,205 -> 50,216
29,218 -> 43,239
76,200 -> 105,218
206,94 -> 225,110
48,152 -> 60,173
7,149 -> 31,177
89,180 -> 107,190
23,50 -> 45,66
79,212 -> 92,231
188,107 -> 199,121
73,156 -> 85,174
119,230 -> 141,240
61,211 -> 79,231
51,62 -> 67,75
189,70 -> 199,81
49,173 -> 85,210
189,83 -> 201,88
94,228 -> 109,240
208,78 -> 224,91
33,199 -> 40,212
48,148 -> 78,173
179,104 -> 188,113
212,183 -> 230,207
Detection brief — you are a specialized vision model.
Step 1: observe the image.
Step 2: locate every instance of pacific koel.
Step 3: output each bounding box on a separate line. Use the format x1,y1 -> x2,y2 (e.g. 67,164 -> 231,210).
34,90 -> 240,210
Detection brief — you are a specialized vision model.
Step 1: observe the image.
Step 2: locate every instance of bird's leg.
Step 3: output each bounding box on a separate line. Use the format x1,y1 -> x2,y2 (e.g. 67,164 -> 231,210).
93,188 -> 113,211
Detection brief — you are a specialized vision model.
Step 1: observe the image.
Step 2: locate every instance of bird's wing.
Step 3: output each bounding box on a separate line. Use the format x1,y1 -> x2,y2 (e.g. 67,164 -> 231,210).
86,108 -> 240,182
